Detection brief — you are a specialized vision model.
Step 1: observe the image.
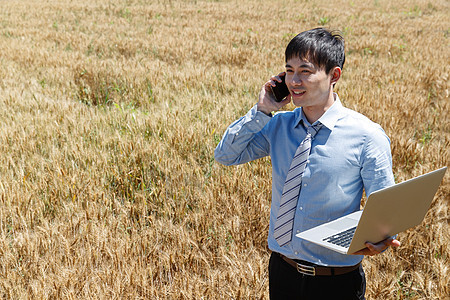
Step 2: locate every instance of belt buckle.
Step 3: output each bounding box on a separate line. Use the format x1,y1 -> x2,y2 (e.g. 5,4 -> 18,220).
296,263 -> 316,276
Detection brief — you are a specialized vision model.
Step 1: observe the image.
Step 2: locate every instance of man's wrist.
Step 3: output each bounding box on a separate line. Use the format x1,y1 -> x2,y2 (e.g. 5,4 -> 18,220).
257,104 -> 273,117
260,110 -> 273,117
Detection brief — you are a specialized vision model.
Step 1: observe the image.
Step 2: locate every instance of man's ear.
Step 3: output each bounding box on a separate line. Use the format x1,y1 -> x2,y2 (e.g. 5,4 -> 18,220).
330,67 -> 342,86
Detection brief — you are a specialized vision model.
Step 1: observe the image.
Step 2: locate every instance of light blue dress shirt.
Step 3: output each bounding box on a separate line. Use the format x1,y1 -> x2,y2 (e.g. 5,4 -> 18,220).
214,95 -> 395,267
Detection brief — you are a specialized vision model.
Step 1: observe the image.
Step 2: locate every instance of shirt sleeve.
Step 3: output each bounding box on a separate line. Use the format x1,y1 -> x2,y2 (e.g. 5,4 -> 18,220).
360,126 -> 397,250
214,104 -> 272,166
360,126 -> 395,196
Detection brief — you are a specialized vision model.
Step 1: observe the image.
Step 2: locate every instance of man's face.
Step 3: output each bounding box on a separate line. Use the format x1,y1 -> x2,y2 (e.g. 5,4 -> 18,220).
285,56 -> 337,110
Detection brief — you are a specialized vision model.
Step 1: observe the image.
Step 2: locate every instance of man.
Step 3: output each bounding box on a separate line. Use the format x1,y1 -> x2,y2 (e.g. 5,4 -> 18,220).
214,28 -> 400,299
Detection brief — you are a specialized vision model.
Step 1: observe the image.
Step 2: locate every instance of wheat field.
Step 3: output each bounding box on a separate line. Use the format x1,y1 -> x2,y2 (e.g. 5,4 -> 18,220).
0,0 -> 448,299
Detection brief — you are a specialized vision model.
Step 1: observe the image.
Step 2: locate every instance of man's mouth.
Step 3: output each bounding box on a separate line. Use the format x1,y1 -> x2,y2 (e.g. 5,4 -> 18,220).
292,90 -> 306,96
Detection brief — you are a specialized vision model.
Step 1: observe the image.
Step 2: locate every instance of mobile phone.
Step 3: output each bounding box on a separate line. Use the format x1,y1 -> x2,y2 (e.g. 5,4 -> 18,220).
271,74 -> 290,102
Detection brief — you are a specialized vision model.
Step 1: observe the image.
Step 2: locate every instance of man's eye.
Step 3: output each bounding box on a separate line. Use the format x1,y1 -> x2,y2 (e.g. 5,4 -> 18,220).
286,70 -> 294,73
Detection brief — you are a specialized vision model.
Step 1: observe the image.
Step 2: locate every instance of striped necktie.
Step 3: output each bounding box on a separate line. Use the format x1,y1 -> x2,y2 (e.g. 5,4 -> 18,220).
274,122 -> 323,247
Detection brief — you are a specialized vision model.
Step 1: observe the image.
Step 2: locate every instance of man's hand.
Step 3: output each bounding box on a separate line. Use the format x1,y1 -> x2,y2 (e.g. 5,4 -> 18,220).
352,237 -> 401,256
257,72 -> 291,115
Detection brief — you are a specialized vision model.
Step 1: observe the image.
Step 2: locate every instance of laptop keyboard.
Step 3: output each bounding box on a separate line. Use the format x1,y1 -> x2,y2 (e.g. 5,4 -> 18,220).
323,226 -> 357,248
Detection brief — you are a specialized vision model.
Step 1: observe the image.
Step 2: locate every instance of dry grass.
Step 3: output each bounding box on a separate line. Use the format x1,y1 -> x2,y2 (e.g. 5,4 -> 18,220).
0,0 -> 448,299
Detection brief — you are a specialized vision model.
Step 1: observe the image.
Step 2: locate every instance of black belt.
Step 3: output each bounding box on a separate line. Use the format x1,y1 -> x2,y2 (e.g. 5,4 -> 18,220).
279,253 -> 361,276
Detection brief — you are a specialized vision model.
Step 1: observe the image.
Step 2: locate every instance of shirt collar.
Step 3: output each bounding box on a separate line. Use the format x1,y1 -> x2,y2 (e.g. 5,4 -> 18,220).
294,93 -> 344,131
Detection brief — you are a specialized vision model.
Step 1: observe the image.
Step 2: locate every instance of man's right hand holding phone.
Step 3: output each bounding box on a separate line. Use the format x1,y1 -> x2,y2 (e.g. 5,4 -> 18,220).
257,72 -> 291,116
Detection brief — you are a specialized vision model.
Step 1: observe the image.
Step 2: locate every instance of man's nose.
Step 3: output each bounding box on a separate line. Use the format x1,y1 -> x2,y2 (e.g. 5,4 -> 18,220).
291,74 -> 302,85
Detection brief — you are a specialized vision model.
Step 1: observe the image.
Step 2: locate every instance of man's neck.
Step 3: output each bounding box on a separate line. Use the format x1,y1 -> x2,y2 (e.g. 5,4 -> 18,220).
303,93 -> 336,124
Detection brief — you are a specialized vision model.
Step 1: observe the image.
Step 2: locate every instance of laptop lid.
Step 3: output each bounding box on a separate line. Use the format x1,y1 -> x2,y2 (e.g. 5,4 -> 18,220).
347,166 -> 447,254
296,167 -> 447,254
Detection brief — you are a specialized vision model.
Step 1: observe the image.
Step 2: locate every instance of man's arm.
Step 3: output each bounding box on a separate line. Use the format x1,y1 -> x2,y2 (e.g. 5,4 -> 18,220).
214,105 -> 271,165
214,73 -> 291,165
353,126 -> 400,256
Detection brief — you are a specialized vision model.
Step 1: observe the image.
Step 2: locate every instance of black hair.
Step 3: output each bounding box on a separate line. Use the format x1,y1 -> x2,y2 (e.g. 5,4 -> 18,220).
285,28 -> 345,74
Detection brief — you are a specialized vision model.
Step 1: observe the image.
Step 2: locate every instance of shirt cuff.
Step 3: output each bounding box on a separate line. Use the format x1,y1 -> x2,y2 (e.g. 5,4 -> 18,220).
229,104 -> 271,135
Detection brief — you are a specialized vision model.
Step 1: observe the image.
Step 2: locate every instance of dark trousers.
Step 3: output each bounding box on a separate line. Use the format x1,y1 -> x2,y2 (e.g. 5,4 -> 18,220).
269,252 -> 366,300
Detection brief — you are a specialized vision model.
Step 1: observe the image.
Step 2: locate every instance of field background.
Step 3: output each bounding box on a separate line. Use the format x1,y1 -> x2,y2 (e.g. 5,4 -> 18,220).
0,0 -> 448,299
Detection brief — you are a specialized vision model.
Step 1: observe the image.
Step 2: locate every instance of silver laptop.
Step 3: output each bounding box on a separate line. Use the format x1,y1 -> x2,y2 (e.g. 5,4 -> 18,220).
296,167 -> 447,255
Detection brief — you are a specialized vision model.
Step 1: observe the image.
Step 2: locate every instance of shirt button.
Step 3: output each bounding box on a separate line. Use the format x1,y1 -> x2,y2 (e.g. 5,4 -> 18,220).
256,119 -> 260,123
306,160 -> 310,164
299,207 -> 303,210
296,230 -> 300,233
235,133 -> 239,136
295,252 -> 298,255
303,183 -> 307,187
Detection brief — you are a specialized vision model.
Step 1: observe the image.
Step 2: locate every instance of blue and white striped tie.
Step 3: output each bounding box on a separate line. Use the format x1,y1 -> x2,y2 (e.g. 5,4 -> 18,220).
274,123 -> 323,247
